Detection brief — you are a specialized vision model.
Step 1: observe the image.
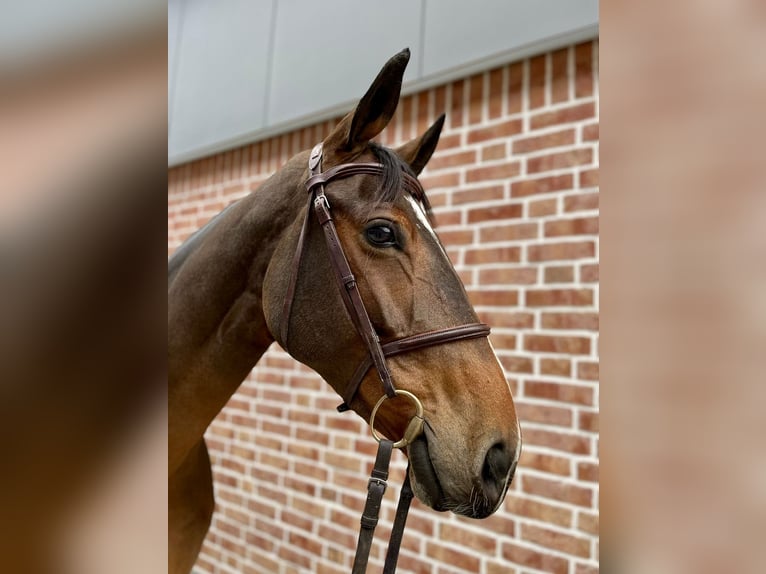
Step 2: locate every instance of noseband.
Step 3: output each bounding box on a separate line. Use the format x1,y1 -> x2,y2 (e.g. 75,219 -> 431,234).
279,143 -> 491,572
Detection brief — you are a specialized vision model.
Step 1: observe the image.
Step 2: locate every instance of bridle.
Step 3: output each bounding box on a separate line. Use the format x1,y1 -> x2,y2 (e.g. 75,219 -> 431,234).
280,143 -> 491,573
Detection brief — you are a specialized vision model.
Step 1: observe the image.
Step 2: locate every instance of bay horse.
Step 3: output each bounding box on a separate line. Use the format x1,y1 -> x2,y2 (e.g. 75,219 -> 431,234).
169,49 -> 520,573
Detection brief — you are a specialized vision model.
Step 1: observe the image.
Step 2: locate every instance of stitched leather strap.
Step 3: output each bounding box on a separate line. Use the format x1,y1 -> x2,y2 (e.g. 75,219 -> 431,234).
352,439 -> 393,574
383,467 -> 414,574
340,322 -> 491,408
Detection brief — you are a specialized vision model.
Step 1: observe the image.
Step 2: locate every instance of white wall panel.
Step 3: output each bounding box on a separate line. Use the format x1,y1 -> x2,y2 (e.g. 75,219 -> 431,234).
168,0 -> 598,165
169,0 -> 274,159
267,0 -> 422,127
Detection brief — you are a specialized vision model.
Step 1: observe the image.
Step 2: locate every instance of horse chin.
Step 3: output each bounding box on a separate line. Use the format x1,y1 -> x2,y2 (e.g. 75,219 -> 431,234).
407,434 -> 447,512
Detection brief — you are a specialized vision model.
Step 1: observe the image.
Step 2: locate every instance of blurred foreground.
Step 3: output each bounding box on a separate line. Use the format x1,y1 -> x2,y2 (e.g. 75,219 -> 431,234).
601,1 -> 766,572
0,3 -> 166,573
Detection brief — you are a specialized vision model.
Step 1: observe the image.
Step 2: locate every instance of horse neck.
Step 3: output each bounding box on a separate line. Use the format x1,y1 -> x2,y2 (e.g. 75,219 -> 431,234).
169,154 -> 308,468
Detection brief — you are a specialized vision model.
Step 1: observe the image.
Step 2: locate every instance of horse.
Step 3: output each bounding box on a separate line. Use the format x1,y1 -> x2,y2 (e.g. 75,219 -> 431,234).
169,48 -> 521,574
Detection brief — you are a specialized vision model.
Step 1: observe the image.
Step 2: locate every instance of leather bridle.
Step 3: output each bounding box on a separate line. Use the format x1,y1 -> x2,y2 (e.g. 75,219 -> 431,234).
279,143 -> 491,573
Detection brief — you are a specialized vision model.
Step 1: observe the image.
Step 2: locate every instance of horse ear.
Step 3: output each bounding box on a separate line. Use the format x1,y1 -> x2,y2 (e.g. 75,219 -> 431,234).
395,113 -> 445,175
324,48 -> 410,158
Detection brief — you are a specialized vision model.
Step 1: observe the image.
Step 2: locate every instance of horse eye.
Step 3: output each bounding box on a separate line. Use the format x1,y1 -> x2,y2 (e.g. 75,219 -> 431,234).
365,225 -> 397,247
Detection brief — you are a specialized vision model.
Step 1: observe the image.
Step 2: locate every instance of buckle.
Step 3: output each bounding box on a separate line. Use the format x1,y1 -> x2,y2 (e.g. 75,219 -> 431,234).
314,194 -> 330,211
368,477 -> 387,493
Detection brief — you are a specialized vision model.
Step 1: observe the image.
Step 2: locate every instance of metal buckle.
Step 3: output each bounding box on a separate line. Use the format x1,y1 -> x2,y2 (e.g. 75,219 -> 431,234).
368,477 -> 387,493
314,194 -> 330,212
369,390 -> 425,449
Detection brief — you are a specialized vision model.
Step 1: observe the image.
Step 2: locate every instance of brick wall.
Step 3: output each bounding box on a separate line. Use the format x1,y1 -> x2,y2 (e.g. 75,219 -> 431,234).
168,39 -> 599,574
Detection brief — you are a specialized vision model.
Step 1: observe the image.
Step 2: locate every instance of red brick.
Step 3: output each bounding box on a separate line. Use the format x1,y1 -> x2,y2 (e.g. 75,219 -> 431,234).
419,172 -> 460,189
529,198 -> 558,217
525,289 -> 593,307
452,184 -> 504,205
520,450 -> 571,476
528,149 -> 593,174
439,523 -> 496,553
529,55 -> 546,109
523,428 -> 592,455
579,410 -> 599,432
541,312 -> 599,330
469,73 -> 484,124
481,142 -> 508,161
479,222 -> 538,242
467,118 -> 523,143
502,541 -> 568,574
528,241 -> 595,261
449,79 -> 465,129
435,132 -> 461,151
394,554 -> 433,574
467,202 -> 523,223
467,289 -> 519,307
482,311 -> 535,329
512,174 -> 573,198
540,357 -> 572,376
486,332 -> 517,349
522,523 -> 591,558
577,511 -> 599,536
545,217 -> 598,237
488,67 -> 504,119
515,402 -> 573,427
564,192 -> 599,212
530,102 -> 596,130
479,267 -> 537,284
524,334 -> 591,354
525,380 -> 594,406
466,161 -> 521,183
464,246 -> 521,265
507,62 -> 523,113
436,229 -> 473,245
550,47 -> 570,104
579,168 -> 599,188
575,564 -> 599,574
513,129 -> 575,153
582,122 -> 599,141
486,561 -> 519,574
577,361 -> 599,381
416,91 -> 430,134
544,266 -> 575,283
479,512 -> 517,538
428,149 -> 477,171
522,475 -> 594,507
426,542 -> 479,572
277,545 -> 311,569
323,451 -> 361,472
505,494 -> 572,527
433,210 -> 461,227
498,355 -> 534,374
578,461 -> 599,482
580,263 -> 599,282
575,41 -> 594,98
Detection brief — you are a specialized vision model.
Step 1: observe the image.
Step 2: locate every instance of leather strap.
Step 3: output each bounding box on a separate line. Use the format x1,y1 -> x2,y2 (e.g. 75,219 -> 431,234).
383,467 -> 414,574
352,439 -> 394,574
340,322 -> 491,409
309,154 -> 395,398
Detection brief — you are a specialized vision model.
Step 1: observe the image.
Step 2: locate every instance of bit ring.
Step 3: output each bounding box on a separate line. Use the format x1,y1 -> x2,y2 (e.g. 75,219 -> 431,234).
369,390 -> 425,449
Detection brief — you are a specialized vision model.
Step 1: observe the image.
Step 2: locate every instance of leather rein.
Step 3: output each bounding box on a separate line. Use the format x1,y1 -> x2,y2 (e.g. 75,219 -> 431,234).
280,143 -> 491,573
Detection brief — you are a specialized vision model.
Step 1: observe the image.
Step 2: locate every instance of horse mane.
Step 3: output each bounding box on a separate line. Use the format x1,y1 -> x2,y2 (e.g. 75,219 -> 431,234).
368,142 -> 434,224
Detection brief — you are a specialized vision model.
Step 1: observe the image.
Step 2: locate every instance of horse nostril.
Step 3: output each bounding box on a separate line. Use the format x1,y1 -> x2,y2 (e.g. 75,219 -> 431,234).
481,441 -> 513,497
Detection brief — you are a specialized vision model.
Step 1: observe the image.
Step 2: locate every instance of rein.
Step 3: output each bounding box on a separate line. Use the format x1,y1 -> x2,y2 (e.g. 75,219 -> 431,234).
280,143 -> 491,572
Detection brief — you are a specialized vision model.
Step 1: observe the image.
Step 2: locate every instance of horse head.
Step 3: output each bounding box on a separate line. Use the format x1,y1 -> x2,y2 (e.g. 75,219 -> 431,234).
263,49 -> 520,518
